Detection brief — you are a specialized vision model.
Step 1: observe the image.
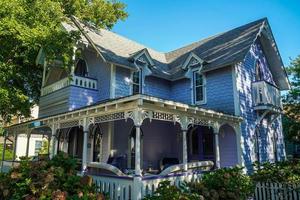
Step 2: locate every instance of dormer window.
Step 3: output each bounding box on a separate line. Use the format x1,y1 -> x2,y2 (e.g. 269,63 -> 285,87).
193,71 -> 206,104
75,58 -> 88,77
132,70 -> 141,95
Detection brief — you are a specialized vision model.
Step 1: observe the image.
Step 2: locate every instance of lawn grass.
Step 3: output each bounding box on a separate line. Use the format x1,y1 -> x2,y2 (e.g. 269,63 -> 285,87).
0,144 -> 13,161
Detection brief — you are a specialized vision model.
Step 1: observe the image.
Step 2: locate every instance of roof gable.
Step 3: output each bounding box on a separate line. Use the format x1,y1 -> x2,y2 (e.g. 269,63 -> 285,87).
61,18 -> 289,88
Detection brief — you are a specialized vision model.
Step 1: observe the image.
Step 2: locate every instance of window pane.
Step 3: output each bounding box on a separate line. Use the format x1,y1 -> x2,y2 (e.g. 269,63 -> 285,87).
195,73 -> 203,86
133,84 -> 139,94
195,86 -> 203,101
133,72 -> 140,83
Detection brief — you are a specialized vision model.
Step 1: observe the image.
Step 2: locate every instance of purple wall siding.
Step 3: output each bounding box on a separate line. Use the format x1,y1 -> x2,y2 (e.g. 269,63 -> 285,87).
171,79 -> 191,104
83,50 -> 111,101
237,41 -> 285,172
113,119 -> 180,170
113,120 -> 133,156
144,76 -> 171,99
251,41 -> 275,85
68,86 -> 100,111
202,67 -> 235,114
142,119 -> 180,169
115,67 -> 131,98
219,124 -> 238,167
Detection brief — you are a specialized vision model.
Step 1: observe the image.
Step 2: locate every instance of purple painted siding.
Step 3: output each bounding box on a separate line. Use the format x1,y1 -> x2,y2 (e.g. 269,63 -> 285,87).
251,41 -> 275,85
83,50 -> 111,101
144,76 -> 171,99
237,41 -> 285,172
115,67 -> 131,98
219,124 -> 238,167
171,79 -> 191,104
202,67 -> 235,114
142,119 -> 180,169
68,86 -> 100,111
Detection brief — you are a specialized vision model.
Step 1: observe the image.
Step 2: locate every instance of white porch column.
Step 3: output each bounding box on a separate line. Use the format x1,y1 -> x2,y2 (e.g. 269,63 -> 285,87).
177,116 -> 190,172
182,129 -> 188,171
82,118 -> 89,174
1,136 -> 7,172
214,132 -> 221,169
135,125 -> 142,176
12,133 -> 18,162
25,133 -> 31,157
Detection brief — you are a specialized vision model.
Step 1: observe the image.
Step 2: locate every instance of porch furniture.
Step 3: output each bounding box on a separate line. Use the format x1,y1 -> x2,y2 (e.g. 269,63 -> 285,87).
159,157 -> 179,171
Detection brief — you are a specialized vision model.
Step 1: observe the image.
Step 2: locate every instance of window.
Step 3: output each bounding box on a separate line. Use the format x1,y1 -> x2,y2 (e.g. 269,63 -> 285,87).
255,60 -> 263,81
132,71 -> 141,95
193,71 -> 205,104
34,140 -> 43,155
74,58 -> 88,77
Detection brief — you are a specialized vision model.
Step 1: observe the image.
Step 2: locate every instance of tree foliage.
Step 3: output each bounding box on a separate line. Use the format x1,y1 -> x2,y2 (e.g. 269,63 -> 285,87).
0,0 -> 128,123
283,55 -> 300,142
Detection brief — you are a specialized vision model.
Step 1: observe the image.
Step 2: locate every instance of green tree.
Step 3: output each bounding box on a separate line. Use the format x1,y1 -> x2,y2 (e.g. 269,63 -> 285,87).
0,0 -> 128,123
38,139 -> 49,155
283,55 -> 300,142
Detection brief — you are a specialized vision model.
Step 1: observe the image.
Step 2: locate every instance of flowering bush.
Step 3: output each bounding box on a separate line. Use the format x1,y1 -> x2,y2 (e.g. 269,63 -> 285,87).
144,167 -> 254,200
0,153 -> 107,200
189,167 -> 254,200
252,160 -> 300,184
143,181 -> 203,200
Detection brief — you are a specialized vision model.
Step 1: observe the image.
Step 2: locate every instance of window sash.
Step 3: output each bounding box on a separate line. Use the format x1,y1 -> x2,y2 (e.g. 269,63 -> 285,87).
193,72 -> 205,103
132,71 -> 141,95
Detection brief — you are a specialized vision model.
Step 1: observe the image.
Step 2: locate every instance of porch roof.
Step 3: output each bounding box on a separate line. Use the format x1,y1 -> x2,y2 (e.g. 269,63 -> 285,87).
5,95 -> 243,135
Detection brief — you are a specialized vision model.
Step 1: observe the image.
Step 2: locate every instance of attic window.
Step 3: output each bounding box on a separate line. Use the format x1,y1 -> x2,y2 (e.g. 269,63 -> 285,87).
75,58 -> 88,77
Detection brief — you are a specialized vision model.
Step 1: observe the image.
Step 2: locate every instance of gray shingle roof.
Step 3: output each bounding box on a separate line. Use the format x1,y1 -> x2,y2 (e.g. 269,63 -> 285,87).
64,18 -> 268,80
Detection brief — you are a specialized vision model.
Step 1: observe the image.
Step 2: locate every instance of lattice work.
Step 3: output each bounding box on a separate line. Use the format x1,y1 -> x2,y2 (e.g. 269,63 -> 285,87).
60,120 -> 79,129
193,118 -> 211,127
153,112 -> 174,122
94,112 -> 125,123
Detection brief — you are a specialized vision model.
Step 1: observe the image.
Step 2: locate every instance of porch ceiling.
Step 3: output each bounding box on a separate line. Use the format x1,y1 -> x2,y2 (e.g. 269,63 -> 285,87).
5,95 -> 243,135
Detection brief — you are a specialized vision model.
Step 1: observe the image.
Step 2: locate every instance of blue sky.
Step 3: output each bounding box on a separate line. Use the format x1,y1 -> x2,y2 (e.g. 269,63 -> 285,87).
113,0 -> 300,66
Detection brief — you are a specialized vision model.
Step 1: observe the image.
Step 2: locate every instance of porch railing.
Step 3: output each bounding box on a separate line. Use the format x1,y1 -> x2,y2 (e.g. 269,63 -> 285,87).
41,75 -> 97,96
89,161 -> 213,200
92,174 -> 134,200
252,81 -> 282,110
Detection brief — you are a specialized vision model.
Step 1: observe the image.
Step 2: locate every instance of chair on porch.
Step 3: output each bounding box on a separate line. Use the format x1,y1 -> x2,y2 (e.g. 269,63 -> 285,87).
159,157 -> 179,172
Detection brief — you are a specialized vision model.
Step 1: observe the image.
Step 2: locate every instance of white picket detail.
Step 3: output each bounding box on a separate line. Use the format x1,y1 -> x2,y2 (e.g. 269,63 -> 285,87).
41,75 -> 97,96
91,172 -> 203,200
255,182 -> 300,200
92,175 -> 133,200
141,172 -> 202,198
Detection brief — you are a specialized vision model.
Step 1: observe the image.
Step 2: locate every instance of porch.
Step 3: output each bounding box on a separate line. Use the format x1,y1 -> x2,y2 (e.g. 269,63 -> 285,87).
2,95 -> 243,199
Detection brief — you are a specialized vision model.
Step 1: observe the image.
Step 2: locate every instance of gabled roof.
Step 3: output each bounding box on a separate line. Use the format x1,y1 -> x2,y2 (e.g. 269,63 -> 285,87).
62,18 -> 289,89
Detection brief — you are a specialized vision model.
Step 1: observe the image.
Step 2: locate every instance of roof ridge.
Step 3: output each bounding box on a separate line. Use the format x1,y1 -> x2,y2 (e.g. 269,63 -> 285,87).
164,17 -> 267,63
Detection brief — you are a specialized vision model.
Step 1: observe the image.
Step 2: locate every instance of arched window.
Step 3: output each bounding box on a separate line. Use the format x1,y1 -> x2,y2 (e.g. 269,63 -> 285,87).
89,124 -> 103,162
255,60 -> 263,81
74,58 -> 88,77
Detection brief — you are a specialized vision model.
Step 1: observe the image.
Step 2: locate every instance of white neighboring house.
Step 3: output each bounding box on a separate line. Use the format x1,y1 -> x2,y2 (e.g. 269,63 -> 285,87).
6,105 -> 42,160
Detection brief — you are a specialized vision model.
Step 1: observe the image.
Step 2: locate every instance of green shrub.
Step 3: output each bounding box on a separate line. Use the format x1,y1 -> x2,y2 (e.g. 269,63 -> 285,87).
189,167 -> 254,200
252,160 -> 300,184
143,181 -> 203,200
0,152 -> 107,200
144,167 -> 254,200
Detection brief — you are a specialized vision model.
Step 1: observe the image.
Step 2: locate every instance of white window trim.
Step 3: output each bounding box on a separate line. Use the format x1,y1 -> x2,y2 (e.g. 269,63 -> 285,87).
192,69 -> 206,105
